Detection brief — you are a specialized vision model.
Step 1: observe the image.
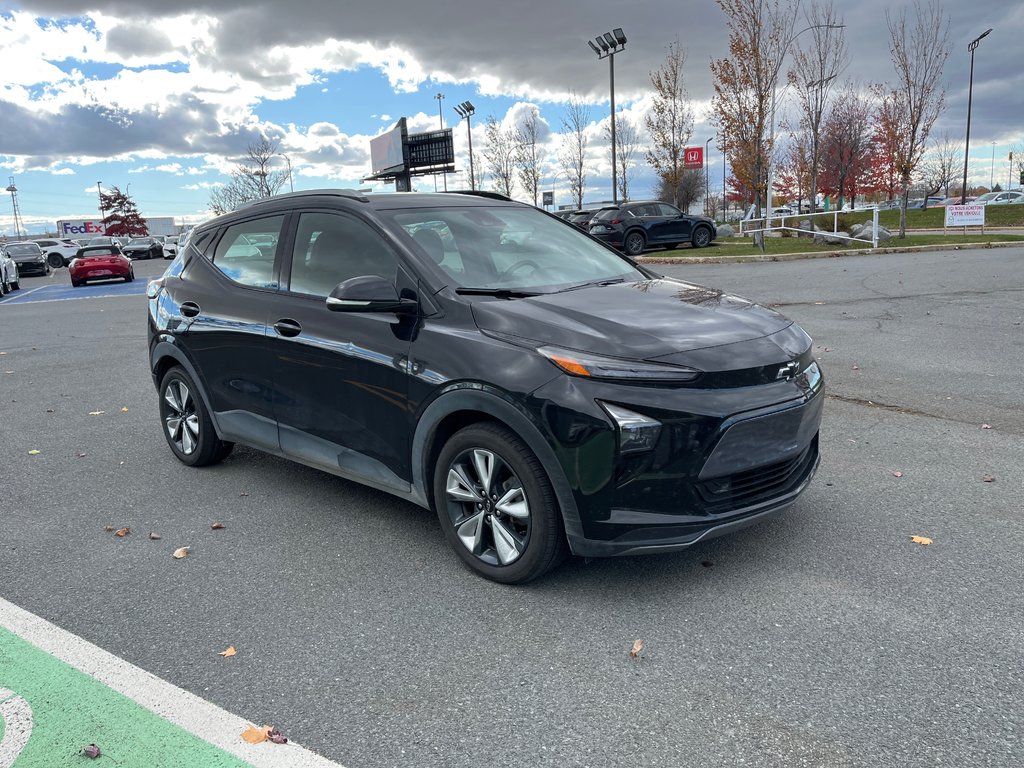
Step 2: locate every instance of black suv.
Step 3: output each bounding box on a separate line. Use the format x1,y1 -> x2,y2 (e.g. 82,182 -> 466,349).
588,201 -> 717,255
148,190 -> 822,583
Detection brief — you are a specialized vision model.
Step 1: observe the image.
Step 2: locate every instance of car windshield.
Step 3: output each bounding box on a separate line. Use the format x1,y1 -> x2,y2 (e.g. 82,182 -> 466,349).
387,205 -> 646,292
79,248 -> 118,258
6,244 -> 40,255
129,238 -> 150,245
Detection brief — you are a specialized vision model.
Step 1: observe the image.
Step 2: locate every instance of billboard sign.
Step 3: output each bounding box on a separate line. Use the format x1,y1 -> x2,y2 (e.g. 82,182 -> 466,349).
370,118 -> 408,176
944,204 -> 985,227
57,219 -> 105,237
684,146 -> 703,169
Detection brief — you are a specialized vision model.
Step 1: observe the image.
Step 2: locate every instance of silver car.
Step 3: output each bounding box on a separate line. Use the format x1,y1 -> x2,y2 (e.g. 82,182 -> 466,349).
0,245 -> 20,296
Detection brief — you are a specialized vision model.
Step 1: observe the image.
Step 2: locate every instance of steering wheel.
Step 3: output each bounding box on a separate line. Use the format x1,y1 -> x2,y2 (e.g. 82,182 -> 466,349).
500,259 -> 541,280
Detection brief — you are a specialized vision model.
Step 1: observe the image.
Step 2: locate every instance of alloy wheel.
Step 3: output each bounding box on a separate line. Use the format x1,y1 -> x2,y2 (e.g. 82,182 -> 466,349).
444,448 -> 531,566
163,379 -> 200,455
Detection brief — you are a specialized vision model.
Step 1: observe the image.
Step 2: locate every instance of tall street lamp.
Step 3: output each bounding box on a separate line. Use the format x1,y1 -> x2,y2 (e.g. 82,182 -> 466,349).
588,28 -> 627,205
435,93 -> 447,192
454,101 -> 477,191
96,181 -> 105,221
704,137 -> 713,217
961,28 -> 993,204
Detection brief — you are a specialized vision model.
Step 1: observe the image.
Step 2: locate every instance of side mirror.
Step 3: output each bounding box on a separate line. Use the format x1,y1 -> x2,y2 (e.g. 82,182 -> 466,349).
326,275 -> 417,314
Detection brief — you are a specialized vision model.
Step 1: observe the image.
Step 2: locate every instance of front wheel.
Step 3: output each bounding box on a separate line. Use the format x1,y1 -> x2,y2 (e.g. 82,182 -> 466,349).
433,423 -> 567,584
623,231 -> 646,257
692,226 -> 713,248
46,252 -> 64,269
158,366 -> 233,466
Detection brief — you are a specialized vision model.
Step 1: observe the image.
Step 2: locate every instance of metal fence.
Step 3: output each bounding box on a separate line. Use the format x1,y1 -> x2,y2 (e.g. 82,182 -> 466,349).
738,208 -> 881,248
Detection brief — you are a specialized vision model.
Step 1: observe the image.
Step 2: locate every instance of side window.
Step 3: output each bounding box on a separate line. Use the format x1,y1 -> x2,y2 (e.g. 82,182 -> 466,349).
289,212 -> 398,298
211,216 -> 283,288
657,203 -> 681,217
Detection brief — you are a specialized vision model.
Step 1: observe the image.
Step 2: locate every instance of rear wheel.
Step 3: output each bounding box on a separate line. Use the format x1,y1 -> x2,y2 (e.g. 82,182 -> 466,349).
433,423 -> 567,584
71,278 -> 83,287
158,366 -> 233,467
623,230 -> 646,257
46,252 -> 63,269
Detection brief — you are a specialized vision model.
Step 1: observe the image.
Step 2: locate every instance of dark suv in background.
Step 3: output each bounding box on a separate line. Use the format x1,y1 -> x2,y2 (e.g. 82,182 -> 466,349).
588,201 -> 717,255
148,190 -> 821,583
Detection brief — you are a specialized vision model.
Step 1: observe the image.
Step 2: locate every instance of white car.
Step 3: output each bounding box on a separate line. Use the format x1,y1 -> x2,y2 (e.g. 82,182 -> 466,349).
973,191 -> 1024,205
1,246 -> 20,296
162,235 -> 179,259
34,238 -> 81,268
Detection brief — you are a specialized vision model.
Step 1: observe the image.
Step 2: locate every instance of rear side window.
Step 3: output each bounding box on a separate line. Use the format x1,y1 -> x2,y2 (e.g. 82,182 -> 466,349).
211,216 -> 284,289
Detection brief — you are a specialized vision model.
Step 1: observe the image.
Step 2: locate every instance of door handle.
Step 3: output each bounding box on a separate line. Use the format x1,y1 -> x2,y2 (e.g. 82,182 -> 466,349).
180,301 -> 200,318
274,319 -> 302,337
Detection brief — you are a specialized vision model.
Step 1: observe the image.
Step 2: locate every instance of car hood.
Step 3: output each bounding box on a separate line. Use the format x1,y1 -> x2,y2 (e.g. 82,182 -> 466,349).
470,277 -> 798,365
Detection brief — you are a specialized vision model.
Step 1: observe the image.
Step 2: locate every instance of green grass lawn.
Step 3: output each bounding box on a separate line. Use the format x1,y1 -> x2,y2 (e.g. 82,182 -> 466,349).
653,232 -> 1024,259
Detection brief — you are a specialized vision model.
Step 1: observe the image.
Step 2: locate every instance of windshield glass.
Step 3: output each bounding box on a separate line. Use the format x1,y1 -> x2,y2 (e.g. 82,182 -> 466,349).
386,205 -> 645,292
7,244 -> 40,255
129,238 -> 151,245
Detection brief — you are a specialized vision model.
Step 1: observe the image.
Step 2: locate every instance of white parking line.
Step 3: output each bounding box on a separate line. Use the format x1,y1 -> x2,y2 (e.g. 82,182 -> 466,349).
0,286 -> 46,304
0,597 -> 345,768
0,688 -> 33,768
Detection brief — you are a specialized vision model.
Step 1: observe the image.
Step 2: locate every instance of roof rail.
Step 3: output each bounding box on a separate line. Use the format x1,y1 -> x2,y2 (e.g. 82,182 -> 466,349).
234,188 -> 370,211
443,190 -> 513,202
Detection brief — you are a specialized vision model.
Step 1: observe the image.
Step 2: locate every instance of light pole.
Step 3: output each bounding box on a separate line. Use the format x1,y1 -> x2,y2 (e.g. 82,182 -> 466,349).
704,137 -> 713,217
454,101 -> 477,191
279,153 -> 294,193
435,93 -> 447,192
990,142 -> 996,189
961,28 -> 993,203
588,28 -> 627,205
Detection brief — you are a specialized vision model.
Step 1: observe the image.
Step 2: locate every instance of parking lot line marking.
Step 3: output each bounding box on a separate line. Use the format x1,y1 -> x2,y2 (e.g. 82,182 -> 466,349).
0,597 -> 344,768
0,286 -> 46,304
0,687 -> 33,767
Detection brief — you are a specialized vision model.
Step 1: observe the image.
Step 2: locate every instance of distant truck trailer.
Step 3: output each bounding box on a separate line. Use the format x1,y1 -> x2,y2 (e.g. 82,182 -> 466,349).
56,216 -> 180,239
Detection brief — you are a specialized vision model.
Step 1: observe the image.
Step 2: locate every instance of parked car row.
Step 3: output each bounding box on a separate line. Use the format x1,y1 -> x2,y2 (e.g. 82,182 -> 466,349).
555,201 -> 717,255
0,239 -> 137,292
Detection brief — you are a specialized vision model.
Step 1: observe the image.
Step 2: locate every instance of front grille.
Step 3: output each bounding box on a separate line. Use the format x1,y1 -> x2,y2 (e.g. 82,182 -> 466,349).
695,435 -> 818,514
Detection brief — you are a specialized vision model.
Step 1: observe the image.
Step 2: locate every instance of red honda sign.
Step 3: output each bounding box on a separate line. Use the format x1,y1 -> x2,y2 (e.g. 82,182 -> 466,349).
684,146 -> 703,169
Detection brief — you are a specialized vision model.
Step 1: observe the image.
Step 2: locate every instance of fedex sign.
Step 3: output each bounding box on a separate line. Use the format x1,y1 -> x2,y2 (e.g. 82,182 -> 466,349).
57,219 -> 106,236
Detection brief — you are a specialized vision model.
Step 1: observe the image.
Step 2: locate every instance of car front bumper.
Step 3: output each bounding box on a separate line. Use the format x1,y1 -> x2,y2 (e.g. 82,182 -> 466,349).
14,260 -> 47,276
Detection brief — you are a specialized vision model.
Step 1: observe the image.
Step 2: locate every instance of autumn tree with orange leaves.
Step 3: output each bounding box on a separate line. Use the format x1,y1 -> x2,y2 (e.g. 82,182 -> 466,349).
710,0 -> 798,249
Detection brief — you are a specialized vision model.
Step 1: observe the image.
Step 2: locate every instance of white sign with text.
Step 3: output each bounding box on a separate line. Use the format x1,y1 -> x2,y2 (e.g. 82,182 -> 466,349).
945,204 -> 985,227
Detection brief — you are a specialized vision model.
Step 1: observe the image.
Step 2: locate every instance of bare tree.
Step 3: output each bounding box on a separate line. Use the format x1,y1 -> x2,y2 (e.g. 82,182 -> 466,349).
645,40 -> 695,208
788,0 -> 846,214
711,0 -> 799,249
515,107 -> 544,206
559,93 -> 590,209
209,137 -> 290,215
482,116 -> 517,198
921,132 -> 963,200
603,115 -> 640,202
656,169 -> 705,212
884,0 -> 950,236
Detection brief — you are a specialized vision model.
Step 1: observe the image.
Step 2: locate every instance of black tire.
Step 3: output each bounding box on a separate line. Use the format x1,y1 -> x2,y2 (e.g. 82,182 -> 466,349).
46,252 -> 64,269
433,423 -> 568,584
623,230 -> 646,257
692,225 -> 713,248
0,279 -> 6,297
10,278 -> 18,291
71,278 -> 83,287
158,366 -> 233,467
125,268 -> 135,283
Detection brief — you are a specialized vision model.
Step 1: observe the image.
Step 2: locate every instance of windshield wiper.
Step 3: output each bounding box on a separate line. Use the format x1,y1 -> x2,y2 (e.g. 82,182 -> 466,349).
556,277 -> 626,293
455,287 -> 543,298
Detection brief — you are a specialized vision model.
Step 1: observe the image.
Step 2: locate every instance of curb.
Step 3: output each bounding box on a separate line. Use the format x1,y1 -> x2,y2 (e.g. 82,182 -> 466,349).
636,239 -> 1024,265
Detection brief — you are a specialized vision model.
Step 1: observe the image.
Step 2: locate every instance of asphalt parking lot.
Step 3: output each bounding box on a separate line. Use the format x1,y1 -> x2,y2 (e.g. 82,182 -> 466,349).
1,248 -> 1022,767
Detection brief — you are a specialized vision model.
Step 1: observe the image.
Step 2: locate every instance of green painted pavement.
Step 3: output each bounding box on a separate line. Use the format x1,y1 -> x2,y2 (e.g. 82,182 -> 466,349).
0,627 -> 253,767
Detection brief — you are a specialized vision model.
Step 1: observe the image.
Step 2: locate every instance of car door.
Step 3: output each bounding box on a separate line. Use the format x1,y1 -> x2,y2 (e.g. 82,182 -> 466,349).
264,209 -> 415,492
171,213 -> 286,451
647,203 -> 691,244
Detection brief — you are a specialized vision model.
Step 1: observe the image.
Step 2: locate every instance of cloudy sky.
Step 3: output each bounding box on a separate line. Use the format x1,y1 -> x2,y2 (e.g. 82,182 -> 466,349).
1,0 -> 1021,234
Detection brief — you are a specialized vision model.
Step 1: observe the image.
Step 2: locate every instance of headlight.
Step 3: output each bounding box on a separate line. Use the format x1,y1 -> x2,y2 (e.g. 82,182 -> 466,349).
600,402 -> 662,454
538,346 -> 700,382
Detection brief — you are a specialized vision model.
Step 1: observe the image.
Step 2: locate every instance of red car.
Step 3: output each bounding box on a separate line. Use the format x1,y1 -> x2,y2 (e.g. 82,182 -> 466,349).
69,245 -> 135,287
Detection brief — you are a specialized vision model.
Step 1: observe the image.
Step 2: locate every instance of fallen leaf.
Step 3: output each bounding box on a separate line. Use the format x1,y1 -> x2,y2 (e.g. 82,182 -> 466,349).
268,727 -> 288,744
891,471 -> 904,478
88,410 -> 105,416
910,535 -> 933,545
46,408 -> 54,413
114,527 -> 130,537
218,645 -> 237,657
981,474 -> 996,483
172,546 -> 190,559
239,492 -> 249,497
851,364 -> 860,371
241,725 -> 271,744
120,406 -> 129,412
81,744 -> 102,759
149,532 -> 161,540
210,522 -> 226,530
28,449 -> 40,455
76,452 -> 87,458
629,639 -> 644,658
981,424 -> 992,430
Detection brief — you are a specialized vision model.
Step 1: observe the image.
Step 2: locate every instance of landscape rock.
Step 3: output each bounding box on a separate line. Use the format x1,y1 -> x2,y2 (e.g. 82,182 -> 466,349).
716,223 -> 735,237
